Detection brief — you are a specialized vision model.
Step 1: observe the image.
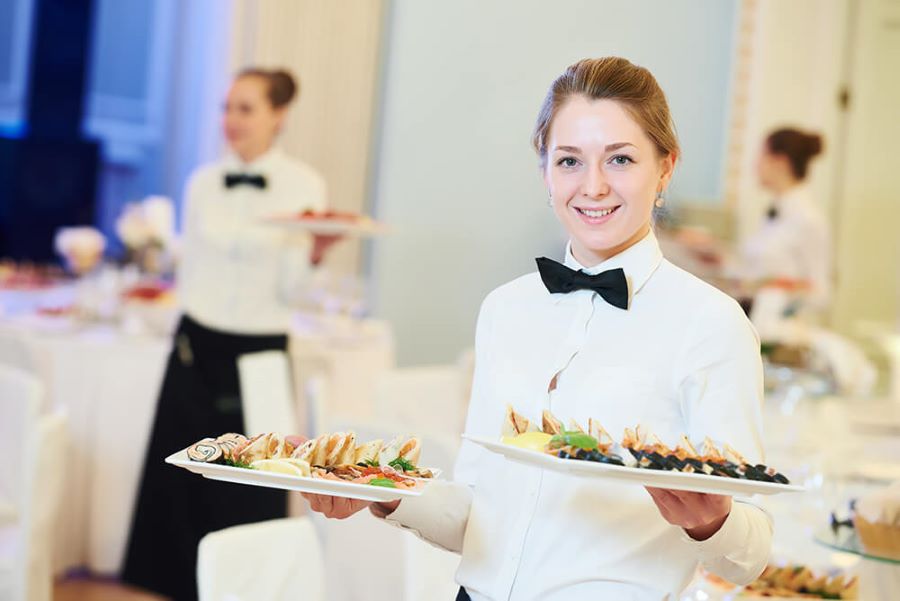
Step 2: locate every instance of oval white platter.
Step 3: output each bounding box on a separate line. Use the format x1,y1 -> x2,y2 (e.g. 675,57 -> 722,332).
166,448 -> 429,502
463,435 -> 805,496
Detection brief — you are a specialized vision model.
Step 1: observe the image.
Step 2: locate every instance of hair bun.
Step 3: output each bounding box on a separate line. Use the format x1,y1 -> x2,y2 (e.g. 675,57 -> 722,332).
237,67 -> 299,108
805,133 -> 823,158
268,69 -> 298,106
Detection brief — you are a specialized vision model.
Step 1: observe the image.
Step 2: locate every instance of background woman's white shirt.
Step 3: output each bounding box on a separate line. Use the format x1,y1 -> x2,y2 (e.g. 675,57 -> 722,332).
739,186 -> 832,308
179,147 -> 326,334
385,231 -> 772,600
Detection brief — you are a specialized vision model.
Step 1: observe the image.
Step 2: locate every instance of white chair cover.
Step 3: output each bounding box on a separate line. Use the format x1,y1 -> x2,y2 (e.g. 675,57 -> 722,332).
238,350 -> 299,436
313,420 -> 462,601
197,517 -> 324,601
0,364 -> 65,601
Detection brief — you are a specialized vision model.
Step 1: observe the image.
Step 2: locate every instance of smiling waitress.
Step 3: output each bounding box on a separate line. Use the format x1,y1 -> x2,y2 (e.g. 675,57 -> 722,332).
305,57 -> 772,600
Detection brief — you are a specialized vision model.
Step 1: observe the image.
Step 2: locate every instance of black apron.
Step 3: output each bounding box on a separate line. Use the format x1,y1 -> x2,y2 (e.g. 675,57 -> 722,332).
122,315 -> 288,601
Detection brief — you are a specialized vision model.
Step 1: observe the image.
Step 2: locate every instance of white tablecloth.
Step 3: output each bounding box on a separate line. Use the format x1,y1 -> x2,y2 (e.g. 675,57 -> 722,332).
0,310 -> 394,576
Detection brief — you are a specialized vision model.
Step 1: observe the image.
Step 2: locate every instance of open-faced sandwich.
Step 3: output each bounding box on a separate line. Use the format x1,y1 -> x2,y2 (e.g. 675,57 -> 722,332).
739,564 -> 859,599
186,431 -> 433,490
500,406 -> 791,485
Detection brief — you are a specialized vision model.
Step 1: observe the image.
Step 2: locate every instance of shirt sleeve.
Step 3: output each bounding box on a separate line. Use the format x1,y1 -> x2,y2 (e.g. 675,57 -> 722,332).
674,293 -> 772,583
379,291 -> 498,552
681,501 -> 773,585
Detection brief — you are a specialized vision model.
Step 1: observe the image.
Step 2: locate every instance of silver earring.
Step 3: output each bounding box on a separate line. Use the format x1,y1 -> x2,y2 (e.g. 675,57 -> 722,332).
547,194 -> 553,207
654,190 -> 665,208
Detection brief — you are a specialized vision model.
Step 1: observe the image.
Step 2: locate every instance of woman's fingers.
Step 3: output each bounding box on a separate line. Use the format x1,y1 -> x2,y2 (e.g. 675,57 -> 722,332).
301,492 -> 370,519
645,487 -> 731,532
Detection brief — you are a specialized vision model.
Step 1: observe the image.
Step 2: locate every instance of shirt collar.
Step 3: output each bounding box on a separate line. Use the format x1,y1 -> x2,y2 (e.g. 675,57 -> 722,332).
554,229 -> 663,305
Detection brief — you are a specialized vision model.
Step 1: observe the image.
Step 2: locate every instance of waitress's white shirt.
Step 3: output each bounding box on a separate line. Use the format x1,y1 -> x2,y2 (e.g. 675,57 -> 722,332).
739,186 -> 832,308
385,230 -> 772,600
179,147 -> 326,334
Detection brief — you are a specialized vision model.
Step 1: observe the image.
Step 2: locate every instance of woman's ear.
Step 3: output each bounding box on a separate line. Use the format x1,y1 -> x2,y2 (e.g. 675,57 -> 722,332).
658,152 -> 676,191
272,107 -> 289,134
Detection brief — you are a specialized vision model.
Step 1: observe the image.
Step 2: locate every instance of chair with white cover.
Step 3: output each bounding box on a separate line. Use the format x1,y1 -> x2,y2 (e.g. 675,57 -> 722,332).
371,364 -> 468,440
0,364 -> 66,601
311,420 -> 461,601
197,516 -> 324,601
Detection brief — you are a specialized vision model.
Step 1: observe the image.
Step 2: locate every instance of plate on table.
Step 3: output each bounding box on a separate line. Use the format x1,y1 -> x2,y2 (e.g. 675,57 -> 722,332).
464,435 -> 805,496
165,448 -> 428,502
261,212 -> 388,236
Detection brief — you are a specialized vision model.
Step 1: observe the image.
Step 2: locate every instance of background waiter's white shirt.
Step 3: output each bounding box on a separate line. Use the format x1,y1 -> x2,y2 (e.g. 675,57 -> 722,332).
739,186 -> 832,309
179,147 -> 326,334
385,231 -> 772,600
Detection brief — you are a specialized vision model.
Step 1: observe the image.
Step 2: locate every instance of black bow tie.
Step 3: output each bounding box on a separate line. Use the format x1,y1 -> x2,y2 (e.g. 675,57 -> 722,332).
536,257 -> 629,310
224,173 -> 267,189
766,204 -> 779,220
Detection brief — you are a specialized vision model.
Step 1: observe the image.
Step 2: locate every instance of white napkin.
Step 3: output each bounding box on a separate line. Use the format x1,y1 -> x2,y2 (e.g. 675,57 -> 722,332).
237,351 -> 298,436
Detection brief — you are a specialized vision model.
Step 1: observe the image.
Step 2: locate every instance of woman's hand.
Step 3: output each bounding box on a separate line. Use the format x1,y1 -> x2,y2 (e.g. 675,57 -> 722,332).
301,493 -> 372,519
301,493 -> 400,520
310,233 -> 344,266
645,487 -> 732,541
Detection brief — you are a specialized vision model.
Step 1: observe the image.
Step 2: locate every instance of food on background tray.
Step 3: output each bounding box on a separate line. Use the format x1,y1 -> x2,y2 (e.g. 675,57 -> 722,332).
500,406 -> 791,485
122,283 -> 173,302
186,431 -> 434,490
296,209 -> 371,223
852,480 -> 900,560
739,564 -> 858,599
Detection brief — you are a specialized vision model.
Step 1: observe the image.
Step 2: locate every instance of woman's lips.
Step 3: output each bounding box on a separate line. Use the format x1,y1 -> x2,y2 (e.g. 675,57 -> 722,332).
574,204 -> 621,225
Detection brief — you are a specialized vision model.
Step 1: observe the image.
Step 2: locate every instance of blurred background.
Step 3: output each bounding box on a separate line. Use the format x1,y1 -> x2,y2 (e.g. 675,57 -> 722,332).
1,0 -> 898,600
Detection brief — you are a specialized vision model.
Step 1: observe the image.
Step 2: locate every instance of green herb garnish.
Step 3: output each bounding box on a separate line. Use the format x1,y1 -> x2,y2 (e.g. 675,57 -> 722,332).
224,458 -> 254,469
369,478 -> 397,488
549,431 -> 598,451
362,458 -> 380,467
388,457 -> 416,472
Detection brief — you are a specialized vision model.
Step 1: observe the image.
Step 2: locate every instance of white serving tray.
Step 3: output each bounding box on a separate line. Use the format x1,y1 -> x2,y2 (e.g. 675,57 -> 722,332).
166,448 -> 428,502
464,435 -> 804,496
261,214 -> 389,236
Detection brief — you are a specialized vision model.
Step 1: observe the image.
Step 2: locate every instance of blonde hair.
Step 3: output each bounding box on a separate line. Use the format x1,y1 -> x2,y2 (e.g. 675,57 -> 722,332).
531,57 -> 680,167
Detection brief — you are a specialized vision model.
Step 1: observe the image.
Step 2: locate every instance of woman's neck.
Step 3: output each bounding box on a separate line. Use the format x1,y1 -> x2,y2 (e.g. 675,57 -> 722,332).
571,222 -> 650,267
770,177 -> 801,197
235,143 -> 273,165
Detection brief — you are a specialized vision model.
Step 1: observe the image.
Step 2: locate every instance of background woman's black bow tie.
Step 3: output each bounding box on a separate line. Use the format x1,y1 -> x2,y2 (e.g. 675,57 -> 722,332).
535,257 -> 629,310
224,173 -> 267,189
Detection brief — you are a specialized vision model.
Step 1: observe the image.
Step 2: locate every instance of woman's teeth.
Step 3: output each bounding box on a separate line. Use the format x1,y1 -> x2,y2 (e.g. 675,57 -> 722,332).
577,206 -> 618,218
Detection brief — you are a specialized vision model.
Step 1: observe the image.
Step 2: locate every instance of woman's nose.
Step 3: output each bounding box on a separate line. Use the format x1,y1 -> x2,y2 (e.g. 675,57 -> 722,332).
582,164 -> 610,199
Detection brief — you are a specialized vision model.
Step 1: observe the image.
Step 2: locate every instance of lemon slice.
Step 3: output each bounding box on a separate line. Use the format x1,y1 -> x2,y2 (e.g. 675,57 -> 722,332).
251,458 -> 310,477
279,458 -> 311,477
501,432 -> 552,452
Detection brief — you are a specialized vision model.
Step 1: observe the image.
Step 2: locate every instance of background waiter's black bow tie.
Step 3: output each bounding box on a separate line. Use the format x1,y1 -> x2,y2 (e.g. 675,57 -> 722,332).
535,257 -> 629,310
224,173 -> 267,189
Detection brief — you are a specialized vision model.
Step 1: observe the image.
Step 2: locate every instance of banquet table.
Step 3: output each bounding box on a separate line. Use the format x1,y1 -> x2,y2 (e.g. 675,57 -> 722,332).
681,384 -> 900,600
0,300 -> 394,576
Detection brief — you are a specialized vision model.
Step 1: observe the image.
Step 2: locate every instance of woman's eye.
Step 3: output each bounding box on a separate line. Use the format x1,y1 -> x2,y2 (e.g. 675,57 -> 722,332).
557,157 -> 578,168
610,155 -> 634,166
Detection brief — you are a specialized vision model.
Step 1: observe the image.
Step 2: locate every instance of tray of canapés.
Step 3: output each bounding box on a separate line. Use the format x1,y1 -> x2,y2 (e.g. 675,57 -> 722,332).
463,407 -> 802,496
703,564 -> 859,599
166,431 -> 438,502
261,209 -> 388,236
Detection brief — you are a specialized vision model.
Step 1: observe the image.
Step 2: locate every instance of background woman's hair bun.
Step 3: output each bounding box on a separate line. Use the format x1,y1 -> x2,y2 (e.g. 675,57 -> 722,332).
267,69 -> 298,108
804,132 -> 823,158
766,127 -> 824,180
238,67 -> 299,108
